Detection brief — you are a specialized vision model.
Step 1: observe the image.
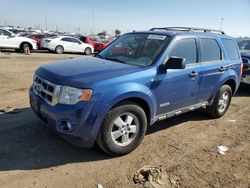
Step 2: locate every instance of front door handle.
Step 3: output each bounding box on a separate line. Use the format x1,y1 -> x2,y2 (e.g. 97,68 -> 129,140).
189,71 -> 198,78
218,66 -> 225,72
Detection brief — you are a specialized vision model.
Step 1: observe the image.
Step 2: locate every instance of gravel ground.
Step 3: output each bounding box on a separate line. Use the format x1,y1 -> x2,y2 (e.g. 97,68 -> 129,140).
0,52 -> 249,188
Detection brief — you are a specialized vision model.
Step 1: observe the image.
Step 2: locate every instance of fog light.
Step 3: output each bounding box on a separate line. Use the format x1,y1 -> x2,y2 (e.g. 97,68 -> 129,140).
57,120 -> 76,133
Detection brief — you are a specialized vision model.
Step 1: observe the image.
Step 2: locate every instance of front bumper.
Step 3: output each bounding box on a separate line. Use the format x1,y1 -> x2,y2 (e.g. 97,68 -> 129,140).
29,88 -> 109,147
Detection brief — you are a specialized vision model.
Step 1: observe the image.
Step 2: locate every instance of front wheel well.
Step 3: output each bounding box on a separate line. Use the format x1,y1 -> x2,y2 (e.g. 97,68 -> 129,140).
20,42 -> 33,50
112,97 -> 151,126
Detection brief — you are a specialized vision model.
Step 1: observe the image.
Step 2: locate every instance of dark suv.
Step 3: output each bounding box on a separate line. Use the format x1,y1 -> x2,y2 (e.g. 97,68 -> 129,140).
238,39 -> 250,84
30,27 -> 242,155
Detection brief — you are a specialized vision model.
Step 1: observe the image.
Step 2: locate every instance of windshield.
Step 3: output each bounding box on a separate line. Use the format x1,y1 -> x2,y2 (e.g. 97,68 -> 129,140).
98,33 -> 169,67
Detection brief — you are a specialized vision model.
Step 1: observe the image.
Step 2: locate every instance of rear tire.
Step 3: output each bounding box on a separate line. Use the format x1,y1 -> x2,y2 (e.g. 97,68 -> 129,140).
84,47 -> 92,55
206,85 -> 232,118
55,46 -> 64,54
97,102 -> 147,155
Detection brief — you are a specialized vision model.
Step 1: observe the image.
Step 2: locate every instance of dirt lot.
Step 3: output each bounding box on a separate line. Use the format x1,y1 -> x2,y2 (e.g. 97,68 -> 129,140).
0,52 -> 250,188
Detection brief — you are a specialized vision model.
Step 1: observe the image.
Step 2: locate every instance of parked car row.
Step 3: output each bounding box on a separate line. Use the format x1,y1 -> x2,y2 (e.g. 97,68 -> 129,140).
0,28 -> 114,54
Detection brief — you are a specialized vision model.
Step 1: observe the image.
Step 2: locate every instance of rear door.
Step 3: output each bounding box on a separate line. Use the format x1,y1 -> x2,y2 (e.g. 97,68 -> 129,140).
196,37 -> 227,102
61,37 -> 74,52
155,36 -> 202,115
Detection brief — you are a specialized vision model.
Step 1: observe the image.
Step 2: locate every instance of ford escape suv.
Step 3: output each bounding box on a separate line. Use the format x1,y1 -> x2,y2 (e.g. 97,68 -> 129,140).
29,27 -> 242,155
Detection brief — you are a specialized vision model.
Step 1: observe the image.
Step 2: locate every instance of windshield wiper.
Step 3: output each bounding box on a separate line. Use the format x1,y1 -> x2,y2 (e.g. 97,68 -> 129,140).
104,57 -> 126,64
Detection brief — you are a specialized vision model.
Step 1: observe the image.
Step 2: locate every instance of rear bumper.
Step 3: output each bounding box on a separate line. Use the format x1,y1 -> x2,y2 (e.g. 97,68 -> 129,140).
29,88 -> 110,147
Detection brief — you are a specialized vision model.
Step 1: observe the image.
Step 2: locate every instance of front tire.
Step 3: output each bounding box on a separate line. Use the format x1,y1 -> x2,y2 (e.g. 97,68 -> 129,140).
206,85 -> 232,118
97,102 -> 147,155
21,43 -> 31,53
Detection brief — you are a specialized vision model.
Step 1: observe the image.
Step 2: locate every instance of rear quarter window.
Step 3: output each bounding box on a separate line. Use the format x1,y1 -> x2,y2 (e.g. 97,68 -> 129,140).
201,38 -> 221,62
222,39 -> 240,60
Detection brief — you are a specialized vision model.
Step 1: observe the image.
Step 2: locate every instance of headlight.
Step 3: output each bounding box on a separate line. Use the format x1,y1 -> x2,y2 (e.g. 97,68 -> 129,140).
58,86 -> 93,105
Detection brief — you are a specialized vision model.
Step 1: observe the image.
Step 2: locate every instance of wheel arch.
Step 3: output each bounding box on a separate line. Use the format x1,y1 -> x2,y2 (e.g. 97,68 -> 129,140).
111,97 -> 152,127
55,45 -> 64,50
209,77 -> 238,102
20,42 -> 33,50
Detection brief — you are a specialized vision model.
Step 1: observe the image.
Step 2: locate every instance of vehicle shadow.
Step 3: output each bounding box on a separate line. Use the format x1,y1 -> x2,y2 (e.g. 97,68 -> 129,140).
147,110 -> 209,135
234,84 -> 250,97
1,84 -> 248,171
0,108 -> 110,171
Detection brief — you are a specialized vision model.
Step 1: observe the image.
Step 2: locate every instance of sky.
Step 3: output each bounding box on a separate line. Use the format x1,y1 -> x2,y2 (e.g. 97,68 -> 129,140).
0,0 -> 249,37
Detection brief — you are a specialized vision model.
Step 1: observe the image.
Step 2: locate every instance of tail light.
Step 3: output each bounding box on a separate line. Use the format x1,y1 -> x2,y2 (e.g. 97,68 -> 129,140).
240,61 -> 243,76
45,39 -> 51,43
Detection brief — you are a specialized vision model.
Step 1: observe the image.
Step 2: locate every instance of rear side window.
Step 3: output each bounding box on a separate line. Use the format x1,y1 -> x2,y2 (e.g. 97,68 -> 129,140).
70,38 -> 81,43
201,38 -> 221,62
61,37 -> 72,42
222,39 -> 240,60
169,38 -> 197,65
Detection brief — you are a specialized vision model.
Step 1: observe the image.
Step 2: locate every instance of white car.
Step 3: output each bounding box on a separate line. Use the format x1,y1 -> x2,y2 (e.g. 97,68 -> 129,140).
0,29 -> 37,51
41,36 -> 94,55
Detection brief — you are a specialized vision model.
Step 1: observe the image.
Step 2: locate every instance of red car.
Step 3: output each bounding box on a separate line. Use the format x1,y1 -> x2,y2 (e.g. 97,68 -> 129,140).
80,36 -> 112,52
27,34 -> 48,49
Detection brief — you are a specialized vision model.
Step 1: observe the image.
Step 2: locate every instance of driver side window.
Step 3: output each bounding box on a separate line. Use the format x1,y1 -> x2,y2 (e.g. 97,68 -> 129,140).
169,38 -> 197,65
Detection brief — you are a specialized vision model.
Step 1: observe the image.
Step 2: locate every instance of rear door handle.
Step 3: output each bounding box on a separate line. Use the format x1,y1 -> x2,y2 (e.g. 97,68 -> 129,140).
189,71 -> 198,78
218,66 -> 225,72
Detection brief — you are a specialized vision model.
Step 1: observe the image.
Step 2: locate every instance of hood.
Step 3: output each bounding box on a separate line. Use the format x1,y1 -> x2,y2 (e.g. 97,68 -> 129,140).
36,56 -> 143,88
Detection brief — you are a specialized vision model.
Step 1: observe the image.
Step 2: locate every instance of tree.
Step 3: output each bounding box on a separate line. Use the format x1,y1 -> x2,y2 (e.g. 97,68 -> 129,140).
97,31 -> 107,38
115,29 -> 121,37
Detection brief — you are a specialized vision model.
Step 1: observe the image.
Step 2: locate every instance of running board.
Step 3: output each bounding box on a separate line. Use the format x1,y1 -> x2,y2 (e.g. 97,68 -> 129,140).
156,101 -> 208,122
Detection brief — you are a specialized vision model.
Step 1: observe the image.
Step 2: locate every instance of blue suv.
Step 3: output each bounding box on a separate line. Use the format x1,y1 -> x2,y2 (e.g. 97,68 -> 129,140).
29,27 -> 242,155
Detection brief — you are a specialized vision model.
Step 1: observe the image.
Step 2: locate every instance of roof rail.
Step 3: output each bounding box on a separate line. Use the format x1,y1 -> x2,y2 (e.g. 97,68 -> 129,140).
149,27 -> 225,35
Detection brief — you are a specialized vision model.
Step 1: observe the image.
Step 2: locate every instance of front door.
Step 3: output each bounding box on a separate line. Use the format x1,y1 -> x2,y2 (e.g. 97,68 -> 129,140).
154,37 -> 201,115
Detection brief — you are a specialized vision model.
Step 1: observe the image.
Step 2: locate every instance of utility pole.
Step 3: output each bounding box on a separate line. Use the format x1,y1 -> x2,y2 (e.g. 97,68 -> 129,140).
45,16 -> 48,31
219,18 -> 224,30
92,10 -> 95,34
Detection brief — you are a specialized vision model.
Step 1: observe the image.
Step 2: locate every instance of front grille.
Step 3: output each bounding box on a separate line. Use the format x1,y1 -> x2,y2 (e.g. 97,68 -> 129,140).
33,74 -> 60,106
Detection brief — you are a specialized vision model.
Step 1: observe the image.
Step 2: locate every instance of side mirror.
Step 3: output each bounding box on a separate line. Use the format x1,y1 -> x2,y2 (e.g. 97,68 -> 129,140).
10,33 -> 16,37
162,57 -> 186,70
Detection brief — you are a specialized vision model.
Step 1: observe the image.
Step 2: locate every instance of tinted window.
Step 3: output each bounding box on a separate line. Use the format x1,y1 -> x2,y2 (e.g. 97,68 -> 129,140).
90,37 -> 98,42
169,38 -> 197,64
201,38 -> 221,62
70,38 -> 81,43
238,40 -> 250,50
35,35 -> 44,40
222,39 -> 240,60
61,37 -> 72,42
